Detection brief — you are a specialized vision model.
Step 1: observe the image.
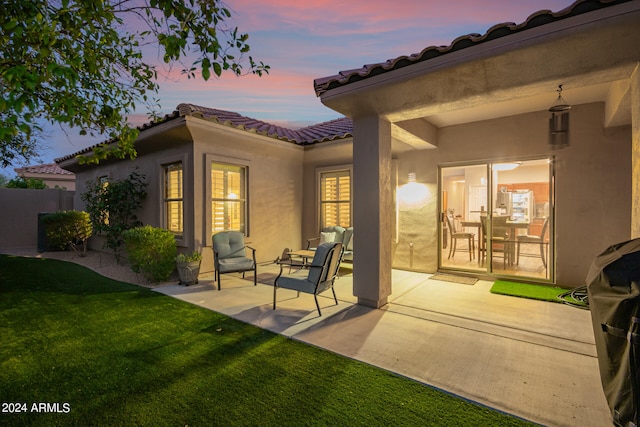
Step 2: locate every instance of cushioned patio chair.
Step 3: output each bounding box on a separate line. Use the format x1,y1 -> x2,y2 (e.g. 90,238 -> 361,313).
212,231 -> 257,291
307,226 -> 353,262
273,242 -> 343,316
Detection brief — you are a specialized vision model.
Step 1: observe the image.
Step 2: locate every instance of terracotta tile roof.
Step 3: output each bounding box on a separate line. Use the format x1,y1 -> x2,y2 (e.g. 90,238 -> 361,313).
15,163 -> 74,176
179,103 -> 352,145
55,104 -> 352,163
55,109 -> 182,163
314,0 -> 632,96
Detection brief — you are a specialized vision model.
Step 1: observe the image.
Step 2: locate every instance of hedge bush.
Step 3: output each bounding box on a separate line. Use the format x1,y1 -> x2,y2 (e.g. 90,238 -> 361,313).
122,226 -> 177,283
41,211 -> 92,256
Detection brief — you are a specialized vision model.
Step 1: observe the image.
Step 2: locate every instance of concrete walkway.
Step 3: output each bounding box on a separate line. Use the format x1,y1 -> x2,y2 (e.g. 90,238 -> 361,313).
155,265 -> 611,427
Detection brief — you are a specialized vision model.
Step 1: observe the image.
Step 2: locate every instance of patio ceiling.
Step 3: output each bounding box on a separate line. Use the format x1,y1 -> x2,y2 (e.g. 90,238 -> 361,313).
316,0 -> 640,151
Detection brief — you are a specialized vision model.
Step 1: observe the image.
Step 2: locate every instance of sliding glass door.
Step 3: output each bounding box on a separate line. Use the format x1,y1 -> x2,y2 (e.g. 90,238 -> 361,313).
440,158 -> 553,282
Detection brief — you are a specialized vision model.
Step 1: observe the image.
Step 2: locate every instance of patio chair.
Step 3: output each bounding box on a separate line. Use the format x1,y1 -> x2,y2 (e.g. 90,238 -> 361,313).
212,231 -> 257,291
307,226 -> 354,262
273,242 -> 343,316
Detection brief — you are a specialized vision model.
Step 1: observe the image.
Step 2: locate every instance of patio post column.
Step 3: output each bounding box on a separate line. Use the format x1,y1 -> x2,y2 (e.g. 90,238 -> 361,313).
352,115 -> 392,308
632,64 -> 640,239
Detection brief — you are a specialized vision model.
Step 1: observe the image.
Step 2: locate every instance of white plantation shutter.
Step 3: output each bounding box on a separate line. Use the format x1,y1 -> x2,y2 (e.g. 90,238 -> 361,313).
212,163 -> 246,233
164,163 -> 183,236
321,170 -> 351,228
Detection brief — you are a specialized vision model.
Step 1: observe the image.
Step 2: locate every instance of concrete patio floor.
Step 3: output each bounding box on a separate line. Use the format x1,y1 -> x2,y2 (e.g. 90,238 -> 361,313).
155,263 -> 611,427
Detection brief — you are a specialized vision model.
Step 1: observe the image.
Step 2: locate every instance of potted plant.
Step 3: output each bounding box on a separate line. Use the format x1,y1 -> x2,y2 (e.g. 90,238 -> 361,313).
176,250 -> 202,286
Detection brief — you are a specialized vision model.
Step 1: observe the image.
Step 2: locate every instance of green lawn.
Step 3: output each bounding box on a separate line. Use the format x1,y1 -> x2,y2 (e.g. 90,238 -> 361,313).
0,255 -> 534,426
490,280 -> 589,308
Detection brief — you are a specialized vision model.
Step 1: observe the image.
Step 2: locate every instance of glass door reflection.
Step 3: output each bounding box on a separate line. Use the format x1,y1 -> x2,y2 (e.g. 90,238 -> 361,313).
440,159 -> 553,282
440,164 -> 488,274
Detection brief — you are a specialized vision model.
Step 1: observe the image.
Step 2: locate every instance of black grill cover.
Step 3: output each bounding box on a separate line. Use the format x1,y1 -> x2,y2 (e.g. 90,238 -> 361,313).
586,238 -> 640,427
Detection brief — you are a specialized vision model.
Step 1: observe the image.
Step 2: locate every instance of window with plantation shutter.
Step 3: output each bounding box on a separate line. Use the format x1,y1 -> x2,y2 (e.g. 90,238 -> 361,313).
212,163 -> 246,233
163,162 -> 183,236
320,169 -> 351,228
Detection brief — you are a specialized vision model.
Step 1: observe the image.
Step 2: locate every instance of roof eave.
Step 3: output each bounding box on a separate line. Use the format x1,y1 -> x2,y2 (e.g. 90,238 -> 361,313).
316,0 -> 640,120
315,0 -> 637,102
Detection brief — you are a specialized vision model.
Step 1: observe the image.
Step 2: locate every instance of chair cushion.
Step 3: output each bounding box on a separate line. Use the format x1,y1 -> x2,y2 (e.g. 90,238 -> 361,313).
518,235 -> 542,243
308,243 -> 335,283
452,232 -> 474,238
213,231 -> 247,259
344,227 -> 354,249
217,257 -> 254,273
322,226 -> 345,243
277,276 -> 317,294
320,231 -> 336,244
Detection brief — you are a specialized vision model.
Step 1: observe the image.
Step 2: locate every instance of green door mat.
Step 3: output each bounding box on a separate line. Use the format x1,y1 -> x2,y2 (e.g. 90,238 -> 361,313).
490,280 -> 588,308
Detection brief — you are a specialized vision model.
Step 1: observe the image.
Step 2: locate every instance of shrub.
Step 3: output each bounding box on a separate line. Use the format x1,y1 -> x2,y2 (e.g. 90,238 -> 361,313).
6,176 -> 47,189
41,211 -> 92,256
81,169 -> 147,261
123,226 -> 177,283
176,251 -> 202,263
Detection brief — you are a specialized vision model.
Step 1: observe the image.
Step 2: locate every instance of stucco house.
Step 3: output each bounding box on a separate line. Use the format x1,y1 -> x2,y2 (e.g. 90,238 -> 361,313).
57,104 -> 355,275
57,0 -> 640,309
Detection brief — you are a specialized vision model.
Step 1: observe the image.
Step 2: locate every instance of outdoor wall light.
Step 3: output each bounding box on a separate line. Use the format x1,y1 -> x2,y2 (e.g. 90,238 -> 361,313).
549,84 -> 571,149
398,172 -> 429,209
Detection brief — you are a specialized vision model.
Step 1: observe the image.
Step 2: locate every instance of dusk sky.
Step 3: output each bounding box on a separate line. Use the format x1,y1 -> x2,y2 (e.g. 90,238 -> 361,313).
5,0 -> 577,176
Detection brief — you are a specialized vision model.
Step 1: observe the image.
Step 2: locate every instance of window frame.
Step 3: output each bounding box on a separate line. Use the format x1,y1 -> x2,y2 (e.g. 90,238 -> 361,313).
163,161 -> 184,238
316,164 -> 353,231
206,156 -> 250,241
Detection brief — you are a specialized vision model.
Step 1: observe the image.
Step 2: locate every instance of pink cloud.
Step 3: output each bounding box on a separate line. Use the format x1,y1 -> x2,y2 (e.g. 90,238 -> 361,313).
229,0 -> 575,36
35,0 -> 580,167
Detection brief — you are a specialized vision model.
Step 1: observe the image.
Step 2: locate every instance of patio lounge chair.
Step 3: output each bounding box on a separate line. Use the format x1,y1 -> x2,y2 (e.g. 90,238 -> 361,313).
212,231 -> 257,291
273,242 -> 343,316
307,226 -> 353,262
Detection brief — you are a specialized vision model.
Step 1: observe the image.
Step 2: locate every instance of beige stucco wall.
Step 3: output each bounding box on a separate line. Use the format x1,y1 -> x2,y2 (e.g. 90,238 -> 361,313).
73,143 -> 192,258
0,188 -> 74,250
393,102 -> 631,286
72,117 -> 305,275
188,118 -> 304,273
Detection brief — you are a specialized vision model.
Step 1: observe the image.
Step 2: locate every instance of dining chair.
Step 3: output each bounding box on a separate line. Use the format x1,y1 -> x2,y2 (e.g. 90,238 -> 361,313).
516,217 -> 550,268
480,216 -> 512,268
445,214 -> 475,261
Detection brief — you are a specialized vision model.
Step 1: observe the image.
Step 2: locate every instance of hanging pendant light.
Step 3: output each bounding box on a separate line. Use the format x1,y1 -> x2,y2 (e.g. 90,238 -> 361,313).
549,84 -> 571,149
